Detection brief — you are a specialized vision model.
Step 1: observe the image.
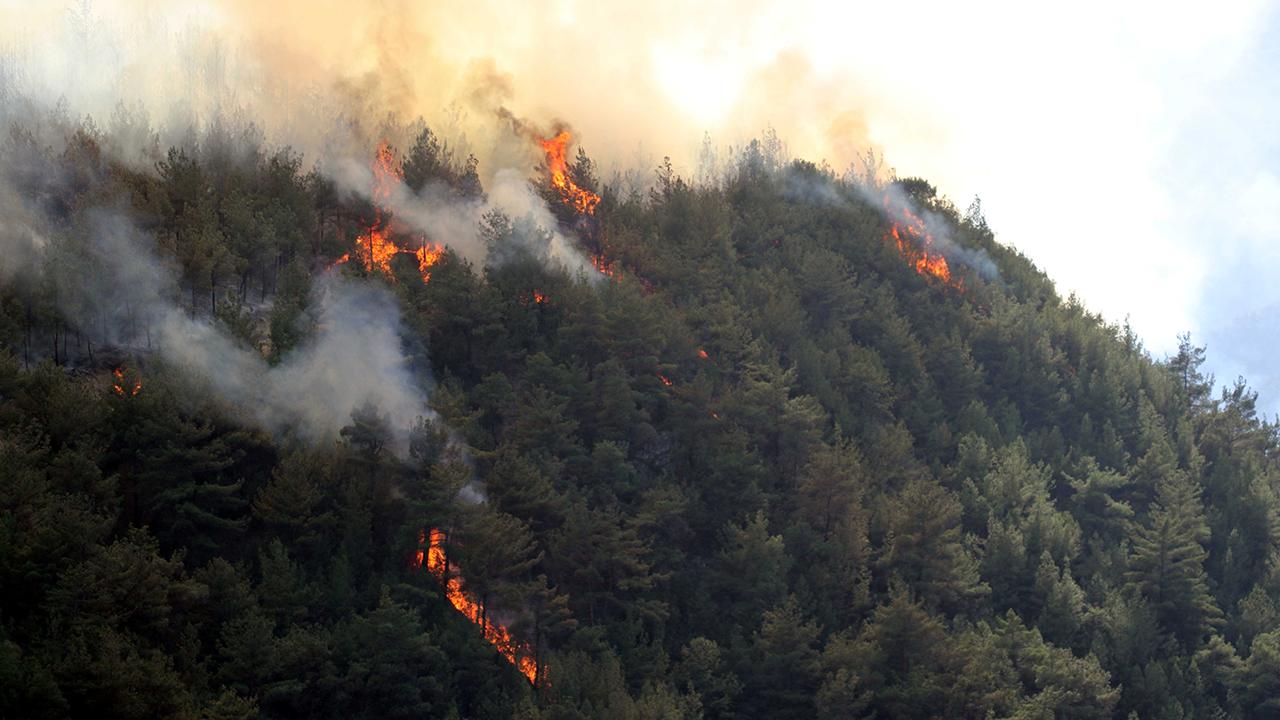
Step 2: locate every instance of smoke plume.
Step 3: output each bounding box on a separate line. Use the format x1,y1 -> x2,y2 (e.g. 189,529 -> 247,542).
90,211 -> 432,449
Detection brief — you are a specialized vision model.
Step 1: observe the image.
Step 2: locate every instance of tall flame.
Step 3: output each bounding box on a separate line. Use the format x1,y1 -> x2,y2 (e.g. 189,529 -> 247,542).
333,142 -> 445,284
537,130 -> 601,216
882,195 -> 960,289
422,529 -> 539,684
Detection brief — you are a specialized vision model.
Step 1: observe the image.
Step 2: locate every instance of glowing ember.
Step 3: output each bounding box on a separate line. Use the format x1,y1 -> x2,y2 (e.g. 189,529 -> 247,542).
697,349 -> 709,360
112,368 -> 141,396
590,253 -> 616,278
337,142 -> 446,285
423,528 -> 538,684
532,290 -> 546,304
882,195 -> 960,288
537,130 -> 601,216
411,528 -> 426,569
657,374 -> 673,387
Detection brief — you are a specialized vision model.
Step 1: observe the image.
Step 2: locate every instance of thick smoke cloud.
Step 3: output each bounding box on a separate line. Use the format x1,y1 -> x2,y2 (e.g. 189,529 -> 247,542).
87,211 -> 433,449
0,1 -> 889,181
0,112 -> 433,449
0,2 -> 614,453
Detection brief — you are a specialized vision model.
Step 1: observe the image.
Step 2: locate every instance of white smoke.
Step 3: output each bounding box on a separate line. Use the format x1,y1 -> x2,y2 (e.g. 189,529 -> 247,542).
86,211 -> 433,450
779,162 -> 999,281
329,150 -> 599,277
877,182 -> 999,281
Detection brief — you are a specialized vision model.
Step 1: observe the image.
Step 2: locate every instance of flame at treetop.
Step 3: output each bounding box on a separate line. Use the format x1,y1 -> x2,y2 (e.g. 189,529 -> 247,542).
421,528 -> 538,684
112,368 -> 141,396
882,195 -> 961,289
534,128 -> 638,285
332,141 -> 445,283
538,130 -> 601,216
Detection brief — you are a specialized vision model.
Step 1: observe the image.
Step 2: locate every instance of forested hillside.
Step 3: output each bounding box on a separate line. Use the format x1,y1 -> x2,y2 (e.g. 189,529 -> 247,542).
3,107 -> 1280,720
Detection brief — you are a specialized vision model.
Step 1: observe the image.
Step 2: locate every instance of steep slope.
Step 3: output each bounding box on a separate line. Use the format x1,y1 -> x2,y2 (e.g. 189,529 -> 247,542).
1,116 -> 1278,719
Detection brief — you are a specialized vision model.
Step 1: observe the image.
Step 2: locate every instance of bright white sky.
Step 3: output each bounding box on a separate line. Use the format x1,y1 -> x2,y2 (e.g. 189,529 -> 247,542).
644,0 -> 1280,413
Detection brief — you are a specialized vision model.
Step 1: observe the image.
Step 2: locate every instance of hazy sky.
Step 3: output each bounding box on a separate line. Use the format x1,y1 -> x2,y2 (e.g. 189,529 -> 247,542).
3,0 -> 1278,413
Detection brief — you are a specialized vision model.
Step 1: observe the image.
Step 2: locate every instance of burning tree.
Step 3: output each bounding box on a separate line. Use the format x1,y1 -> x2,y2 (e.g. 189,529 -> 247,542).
881,192 -> 960,289
333,141 -> 446,284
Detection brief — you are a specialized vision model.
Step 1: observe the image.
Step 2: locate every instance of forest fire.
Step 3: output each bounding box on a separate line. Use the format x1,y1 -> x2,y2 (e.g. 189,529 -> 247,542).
333,142 -> 444,284
882,195 -> 960,288
538,130 -> 601,215
415,243 -> 446,282
422,528 -> 538,684
533,128 -> 638,287
112,368 -> 141,396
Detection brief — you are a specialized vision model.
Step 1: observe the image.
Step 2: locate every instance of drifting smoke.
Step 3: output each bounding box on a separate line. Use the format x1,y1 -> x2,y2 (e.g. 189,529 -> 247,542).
0,0 -> 993,449
329,149 -> 598,277
782,164 -> 999,282
95,212 -> 432,448
0,177 -> 432,450
0,2 -> 610,453
877,182 -> 999,281
0,1 -> 902,181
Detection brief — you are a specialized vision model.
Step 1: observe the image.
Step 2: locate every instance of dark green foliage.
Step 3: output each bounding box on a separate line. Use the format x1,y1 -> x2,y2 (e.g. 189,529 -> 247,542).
3,116 -> 1279,719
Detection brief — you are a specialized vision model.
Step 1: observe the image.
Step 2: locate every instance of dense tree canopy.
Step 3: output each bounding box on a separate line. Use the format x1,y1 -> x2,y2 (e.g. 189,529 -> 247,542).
2,111 -> 1279,719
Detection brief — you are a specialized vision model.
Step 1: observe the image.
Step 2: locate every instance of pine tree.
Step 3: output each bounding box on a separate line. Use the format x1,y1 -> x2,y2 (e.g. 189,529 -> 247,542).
1125,472 -> 1223,647
1242,629 -> 1280,716
739,596 -> 822,720
1166,333 -> 1214,418
878,477 -> 988,612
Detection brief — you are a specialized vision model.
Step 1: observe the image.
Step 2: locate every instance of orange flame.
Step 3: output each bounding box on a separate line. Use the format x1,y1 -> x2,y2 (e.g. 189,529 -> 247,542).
697,349 -> 709,360
415,243 -> 446,282
657,373 -> 673,387
590,253 -> 615,278
423,528 -> 538,684
412,528 -> 426,569
112,368 -> 141,396
538,130 -> 600,216
882,195 -> 960,289
337,142 -> 445,284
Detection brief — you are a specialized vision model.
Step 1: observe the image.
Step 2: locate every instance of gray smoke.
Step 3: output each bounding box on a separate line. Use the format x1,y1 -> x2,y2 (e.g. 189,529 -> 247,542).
327,146 -> 599,278
781,162 -> 1000,282
89,211 -> 432,449
877,182 -> 999,281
